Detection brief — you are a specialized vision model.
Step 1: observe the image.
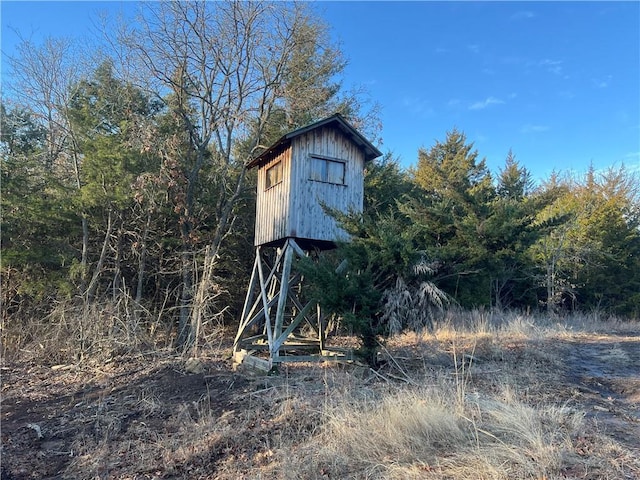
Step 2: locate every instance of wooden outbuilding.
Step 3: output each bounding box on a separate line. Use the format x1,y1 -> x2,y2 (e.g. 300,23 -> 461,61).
233,114 -> 381,370
248,113 -> 382,249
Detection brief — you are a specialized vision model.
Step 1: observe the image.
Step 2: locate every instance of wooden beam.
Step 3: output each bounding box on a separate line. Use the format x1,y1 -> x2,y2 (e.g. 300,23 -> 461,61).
289,238 -> 306,258
239,252 -> 259,322
240,268 -> 305,335
271,353 -> 351,364
234,253 -> 260,348
256,246 -> 274,348
273,240 -> 294,356
318,304 -> 325,351
238,341 -> 321,352
237,334 -> 267,344
272,300 -> 314,352
241,293 -> 278,334
233,350 -> 272,372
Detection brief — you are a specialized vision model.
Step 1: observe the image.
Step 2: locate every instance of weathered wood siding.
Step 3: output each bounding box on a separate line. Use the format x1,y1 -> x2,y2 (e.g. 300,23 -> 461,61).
254,124 -> 366,247
288,126 -> 365,243
254,147 -> 292,246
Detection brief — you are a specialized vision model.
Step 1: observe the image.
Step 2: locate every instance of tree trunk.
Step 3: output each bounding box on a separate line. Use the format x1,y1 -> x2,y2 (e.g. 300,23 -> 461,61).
186,166 -> 247,354
113,217 -> 124,301
135,211 -> 151,304
177,246 -> 193,349
85,209 -> 114,303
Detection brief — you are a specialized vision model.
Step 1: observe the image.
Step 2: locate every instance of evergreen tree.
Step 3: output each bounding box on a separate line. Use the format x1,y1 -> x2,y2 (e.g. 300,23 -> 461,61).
486,151 -> 542,309
529,167 -> 640,315
407,129 -> 495,306
530,173 -> 580,312
497,149 -> 534,200
300,156 -> 445,365
1,104 -> 76,318
1,104 -> 50,270
67,61 -> 161,300
570,167 -> 640,314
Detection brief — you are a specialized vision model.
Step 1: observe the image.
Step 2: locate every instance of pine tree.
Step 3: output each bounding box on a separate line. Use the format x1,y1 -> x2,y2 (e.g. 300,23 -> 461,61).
68,61 -> 160,301
571,167 -> 640,314
486,151 -> 541,309
1,104 -> 76,318
408,129 -> 495,306
299,155 -> 449,365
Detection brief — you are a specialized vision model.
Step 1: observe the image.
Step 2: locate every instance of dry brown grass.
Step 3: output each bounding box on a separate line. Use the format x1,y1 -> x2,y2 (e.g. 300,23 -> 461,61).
2,310 -> 639,479
273,311 -> 640,480
2,297 -> 161,365
1,293 -> 229,366
279,379 -> 585,479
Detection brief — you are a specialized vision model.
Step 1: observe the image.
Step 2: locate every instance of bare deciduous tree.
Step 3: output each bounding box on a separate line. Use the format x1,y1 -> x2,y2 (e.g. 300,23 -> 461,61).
5,35 -> 93,287
118,1 -> 361,349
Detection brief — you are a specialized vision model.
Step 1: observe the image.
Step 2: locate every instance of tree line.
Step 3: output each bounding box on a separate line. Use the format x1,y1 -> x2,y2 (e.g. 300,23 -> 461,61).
301,140 -> 639,363
2,2 -> 638,359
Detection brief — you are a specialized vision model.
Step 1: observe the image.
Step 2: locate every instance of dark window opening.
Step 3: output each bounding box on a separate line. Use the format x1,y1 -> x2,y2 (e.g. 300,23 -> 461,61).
266,161 -> 282,189
309,155 -> 345,185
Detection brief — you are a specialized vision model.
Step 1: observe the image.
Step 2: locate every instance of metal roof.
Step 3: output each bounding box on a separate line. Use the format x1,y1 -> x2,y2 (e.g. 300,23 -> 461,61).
246,113 -> 382,169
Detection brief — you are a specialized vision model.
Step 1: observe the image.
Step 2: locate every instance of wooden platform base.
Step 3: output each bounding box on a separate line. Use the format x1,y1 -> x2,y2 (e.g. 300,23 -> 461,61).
233,346 -> 354,373
234,239 -> 350,369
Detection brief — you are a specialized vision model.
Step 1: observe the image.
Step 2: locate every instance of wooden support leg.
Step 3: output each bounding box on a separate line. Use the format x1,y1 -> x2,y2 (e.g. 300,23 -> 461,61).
272,240 -> 294,360
234,251 -> 260,351
318,304 -> 325,351
235,238 -> 351,367
255,247 -> 274,348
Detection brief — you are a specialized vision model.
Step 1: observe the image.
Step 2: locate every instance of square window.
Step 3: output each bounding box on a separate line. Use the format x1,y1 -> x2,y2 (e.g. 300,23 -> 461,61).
266,161 -> 282,189
309,155 -> 345,185
310,157 -> 327,182
327,160 -> 345,184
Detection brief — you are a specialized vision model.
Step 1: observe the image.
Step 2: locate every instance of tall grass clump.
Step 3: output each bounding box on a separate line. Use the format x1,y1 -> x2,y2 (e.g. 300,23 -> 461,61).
326,389 -> 468,467
431,308 -> 549,339
284,381 -> 587,480
2,294 -> 163,364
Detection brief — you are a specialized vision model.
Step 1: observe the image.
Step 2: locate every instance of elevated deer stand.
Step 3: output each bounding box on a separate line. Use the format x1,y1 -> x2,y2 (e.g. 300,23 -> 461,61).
233,114 -> 380,370
233,238 -> 351,371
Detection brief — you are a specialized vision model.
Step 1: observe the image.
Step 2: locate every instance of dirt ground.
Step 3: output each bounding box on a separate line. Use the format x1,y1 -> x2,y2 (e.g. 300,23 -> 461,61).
1,346 -> 243,480
2,328 -> 639,479
558,333 -> 640,450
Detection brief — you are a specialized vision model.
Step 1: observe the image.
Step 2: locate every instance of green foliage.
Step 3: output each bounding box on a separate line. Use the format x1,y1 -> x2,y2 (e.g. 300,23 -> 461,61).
301,157 -> 447,365
0,104 -> 46,158
1,104 -> 76,279
528,167 -> 640,315
277,12 -> 346,134
69,61 -> 159,212
566,167 -> 639,314
407,129 -> 496,306
300,249 -> 382,366
483,152 -> 546,308
414,128 -> 493,200
497,149 -> 534,200
364,153 -> 415,214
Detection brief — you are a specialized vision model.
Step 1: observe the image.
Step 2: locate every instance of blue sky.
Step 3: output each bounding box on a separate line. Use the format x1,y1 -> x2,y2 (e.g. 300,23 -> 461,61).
2,1 -> 639,181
